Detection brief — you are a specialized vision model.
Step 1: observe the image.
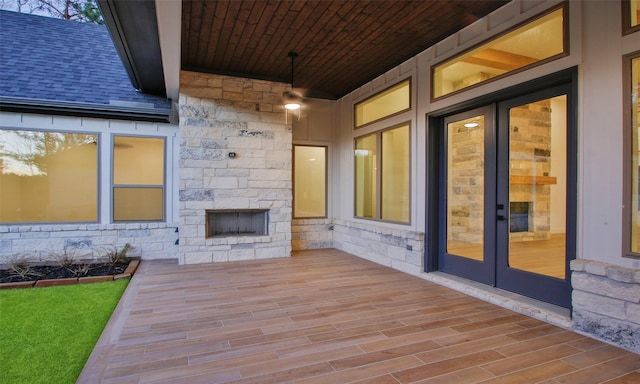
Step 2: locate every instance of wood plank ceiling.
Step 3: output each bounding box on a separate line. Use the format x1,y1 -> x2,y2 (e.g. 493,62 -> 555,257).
182,0 -> 510,99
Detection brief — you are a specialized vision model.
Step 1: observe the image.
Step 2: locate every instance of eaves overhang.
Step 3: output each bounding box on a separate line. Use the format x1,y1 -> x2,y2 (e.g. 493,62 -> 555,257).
98,0 -> 167,98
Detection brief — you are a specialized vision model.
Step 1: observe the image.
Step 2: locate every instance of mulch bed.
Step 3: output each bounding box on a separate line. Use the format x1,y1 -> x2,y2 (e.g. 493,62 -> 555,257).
0,259 -> 139,289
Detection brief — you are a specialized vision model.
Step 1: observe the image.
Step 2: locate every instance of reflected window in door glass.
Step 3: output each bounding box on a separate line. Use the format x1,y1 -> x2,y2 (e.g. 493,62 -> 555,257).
446,116 -> 485,261
508,95 -> 567,279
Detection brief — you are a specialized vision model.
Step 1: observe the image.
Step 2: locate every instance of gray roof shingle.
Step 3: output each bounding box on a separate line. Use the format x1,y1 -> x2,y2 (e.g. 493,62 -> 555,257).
0,10 -> 170,111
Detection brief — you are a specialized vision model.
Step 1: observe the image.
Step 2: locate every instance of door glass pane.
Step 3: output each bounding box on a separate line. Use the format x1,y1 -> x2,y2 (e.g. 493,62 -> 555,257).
508,95 -> 566,279
447,115 -> 485,261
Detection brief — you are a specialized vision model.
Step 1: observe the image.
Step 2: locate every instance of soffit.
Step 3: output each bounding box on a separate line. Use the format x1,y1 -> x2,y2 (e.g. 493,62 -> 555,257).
182,0 -> 510,99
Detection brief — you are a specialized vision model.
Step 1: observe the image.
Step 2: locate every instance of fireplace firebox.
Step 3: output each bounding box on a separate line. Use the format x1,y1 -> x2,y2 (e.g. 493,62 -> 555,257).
510,202 -> 531,233
206,209 -> 269,238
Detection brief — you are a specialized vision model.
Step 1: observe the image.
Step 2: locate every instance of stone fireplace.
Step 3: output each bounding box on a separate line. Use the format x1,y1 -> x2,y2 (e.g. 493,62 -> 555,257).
177,71 -> 292,264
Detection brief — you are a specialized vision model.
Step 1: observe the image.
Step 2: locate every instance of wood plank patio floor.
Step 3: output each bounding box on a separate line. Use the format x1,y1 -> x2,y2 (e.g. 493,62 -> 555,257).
78,249 -> 640,384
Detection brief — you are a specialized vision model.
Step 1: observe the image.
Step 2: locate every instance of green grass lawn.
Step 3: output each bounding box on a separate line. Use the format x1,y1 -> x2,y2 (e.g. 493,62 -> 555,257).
0,280 -> 129,384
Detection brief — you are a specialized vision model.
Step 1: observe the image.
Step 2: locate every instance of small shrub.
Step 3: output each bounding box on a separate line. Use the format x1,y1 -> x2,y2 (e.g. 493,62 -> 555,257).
49,248 -> 92,277
71,262 -> 92,277
96,243 -> 131,266
6,254 -> 41,280
50,247 -> 78,267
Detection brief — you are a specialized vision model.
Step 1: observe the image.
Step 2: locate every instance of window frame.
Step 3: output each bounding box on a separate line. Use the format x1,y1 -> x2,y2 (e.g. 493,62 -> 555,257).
292,144 -> 328,219
353,122 -> 412,224
622,0 -> 640,35
0,127 -> 100,224
111,134 -> 167,223
431,3 -> 569,101
623,52 -> 640,259
354,79 -> 412,129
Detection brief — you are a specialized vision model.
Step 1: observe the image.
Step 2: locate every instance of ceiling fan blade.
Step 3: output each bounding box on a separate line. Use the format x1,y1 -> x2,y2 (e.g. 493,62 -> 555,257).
285,52 -> 337,102
293,87 -> 336,100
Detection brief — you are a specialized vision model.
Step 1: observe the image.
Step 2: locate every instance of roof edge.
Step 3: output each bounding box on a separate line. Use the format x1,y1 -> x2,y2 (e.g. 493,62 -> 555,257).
0,96 -> 172,123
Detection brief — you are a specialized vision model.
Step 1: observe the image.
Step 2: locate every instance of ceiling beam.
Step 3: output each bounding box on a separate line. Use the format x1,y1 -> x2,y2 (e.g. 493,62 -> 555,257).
461,48 -> 537,72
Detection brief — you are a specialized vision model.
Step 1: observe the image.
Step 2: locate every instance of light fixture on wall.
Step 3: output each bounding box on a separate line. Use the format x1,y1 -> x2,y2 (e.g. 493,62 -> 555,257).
283,51 -> 302,123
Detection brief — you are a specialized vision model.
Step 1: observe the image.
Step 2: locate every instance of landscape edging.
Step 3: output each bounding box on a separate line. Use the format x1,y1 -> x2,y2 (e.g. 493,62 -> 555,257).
0,259 -> 140,290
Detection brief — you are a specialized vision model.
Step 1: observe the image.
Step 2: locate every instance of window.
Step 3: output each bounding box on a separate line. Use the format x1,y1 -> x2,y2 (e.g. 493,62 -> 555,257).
113,136 -> 165,221
624,54 -> 640,258
355,124 -> 410,223
623,0 -> 640,34
355,134 -> 377,218
293,145 -> 327,218
355,80 -> 410,128
0,129 -> 98,223
432,6 -> 566,99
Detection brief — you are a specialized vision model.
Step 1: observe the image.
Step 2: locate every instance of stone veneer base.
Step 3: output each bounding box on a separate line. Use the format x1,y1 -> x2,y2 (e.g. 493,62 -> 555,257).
0,223 -> 179,263
571,259 -> 640,353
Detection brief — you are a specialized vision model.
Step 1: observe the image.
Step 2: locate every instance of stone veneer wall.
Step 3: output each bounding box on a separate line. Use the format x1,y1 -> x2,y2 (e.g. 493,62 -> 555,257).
0,223 -> 178,263
571,259 -> 640,353
332,219 -> 424,273
178,71 -> 292,264
291,219 -> 333,251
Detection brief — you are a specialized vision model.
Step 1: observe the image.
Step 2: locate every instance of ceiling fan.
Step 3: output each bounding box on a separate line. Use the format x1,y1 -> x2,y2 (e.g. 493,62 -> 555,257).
281,51 -> 336,123
282,51 -> 303,111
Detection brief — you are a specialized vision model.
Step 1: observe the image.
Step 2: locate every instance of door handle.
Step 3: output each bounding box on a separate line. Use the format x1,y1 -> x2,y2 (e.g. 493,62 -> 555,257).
497,215 -> 506,221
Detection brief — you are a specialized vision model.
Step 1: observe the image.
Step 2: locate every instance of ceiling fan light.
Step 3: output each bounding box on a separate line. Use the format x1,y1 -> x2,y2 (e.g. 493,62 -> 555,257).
283,90 -> 302,110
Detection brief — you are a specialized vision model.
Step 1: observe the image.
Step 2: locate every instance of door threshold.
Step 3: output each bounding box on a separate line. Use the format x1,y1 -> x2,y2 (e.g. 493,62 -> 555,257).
419,271 -> 572,329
